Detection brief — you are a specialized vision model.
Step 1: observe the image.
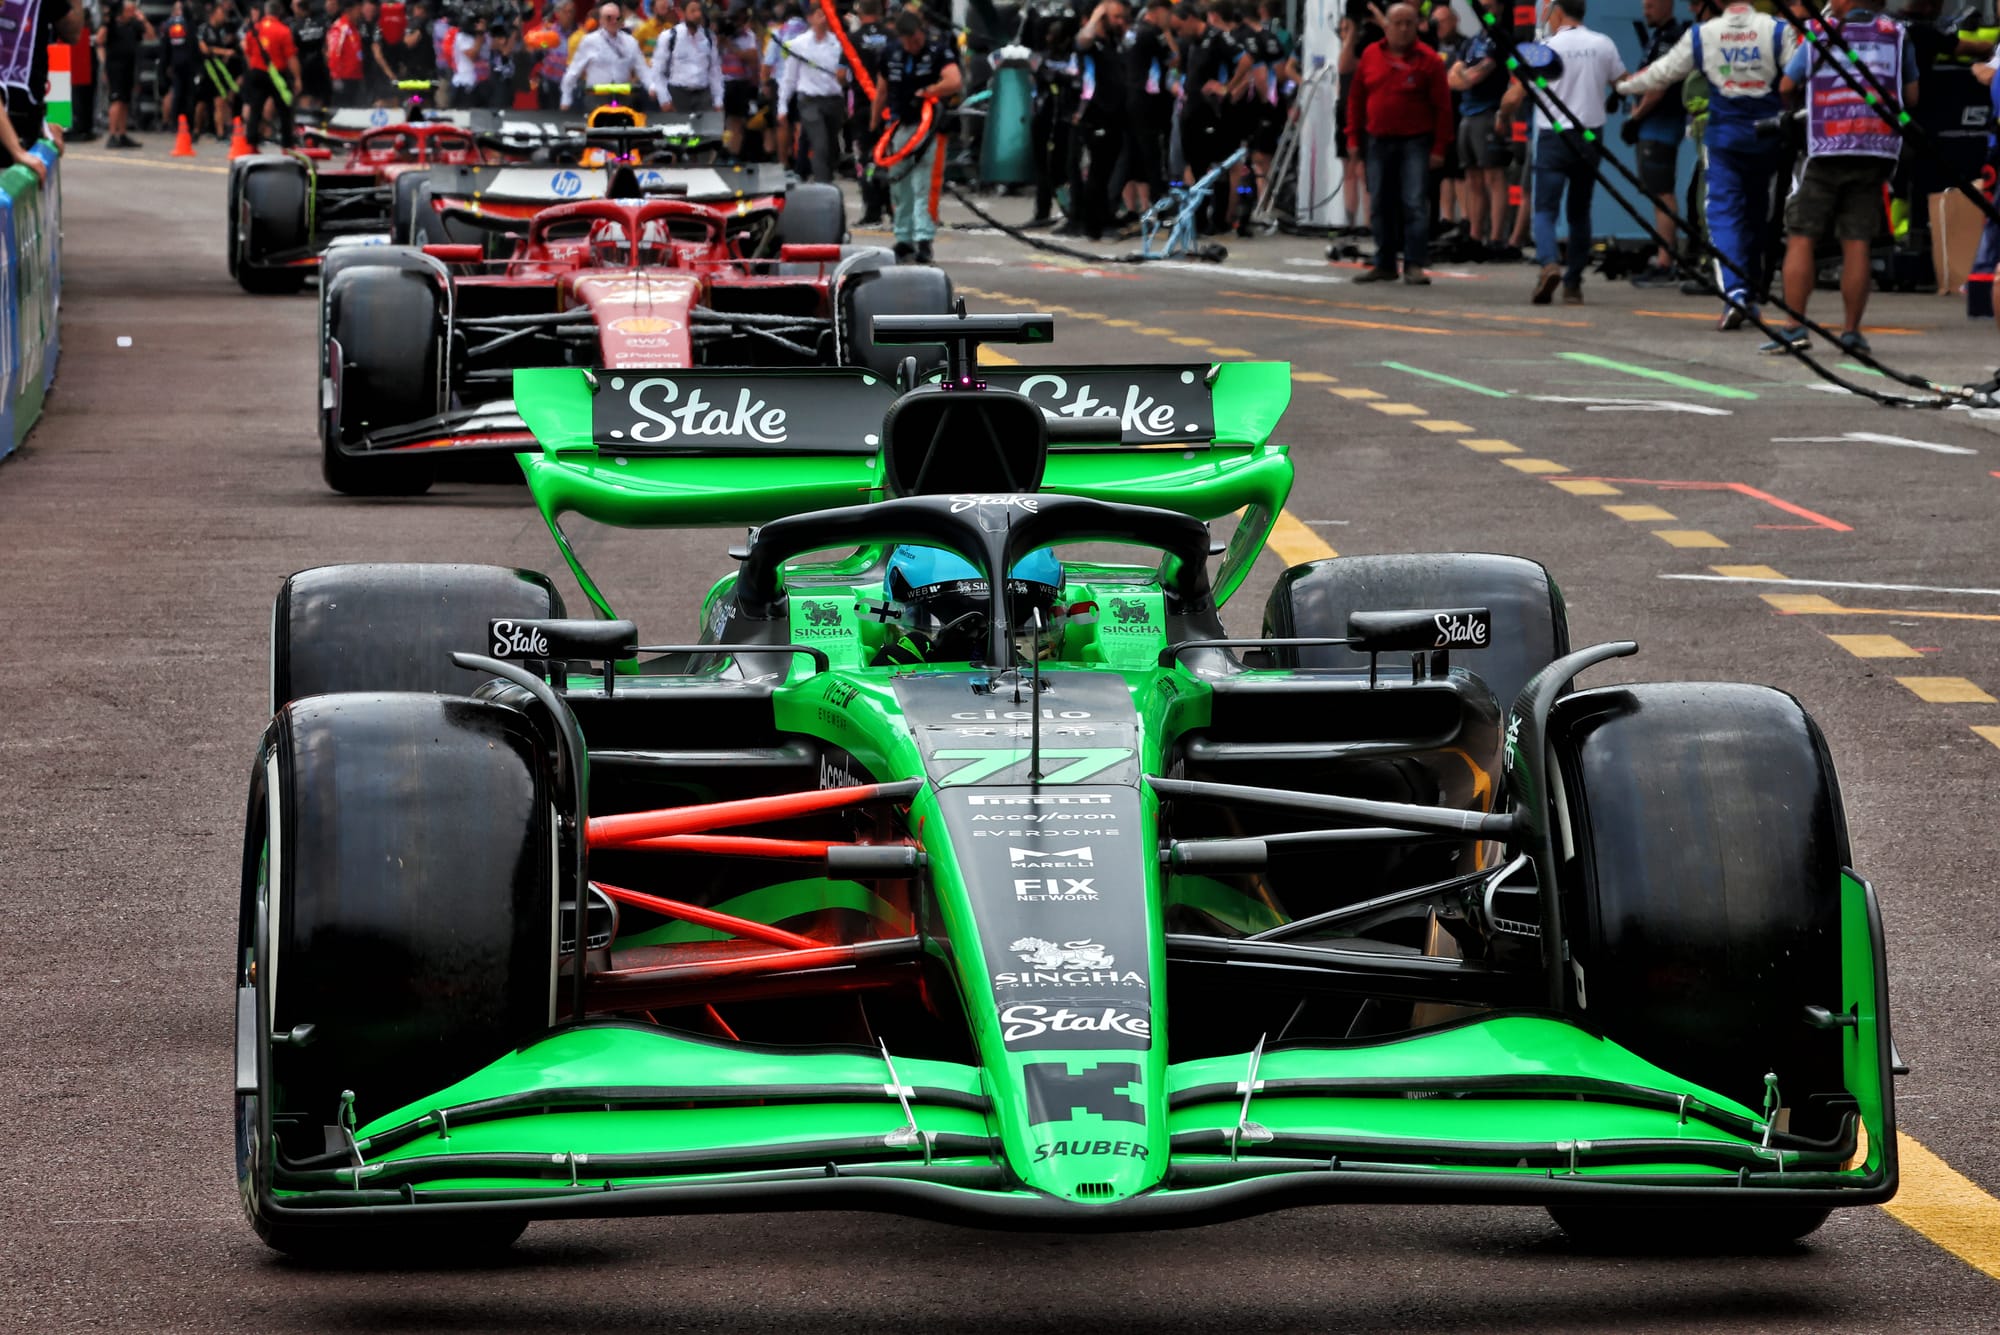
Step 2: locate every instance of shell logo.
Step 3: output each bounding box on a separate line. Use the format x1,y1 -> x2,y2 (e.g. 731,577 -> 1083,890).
609,317 -> 683,336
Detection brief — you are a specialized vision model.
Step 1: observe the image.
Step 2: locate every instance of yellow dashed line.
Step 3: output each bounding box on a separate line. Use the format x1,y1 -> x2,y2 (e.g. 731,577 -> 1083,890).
1330,388 -> 1384,400
1207,346 -> 1254,357
1653,529 -> 1729,549
1763,593 -> 1846,613
1137,326 -> 1175,336
1069,311 -> 1106,321
1266,511 -> 1339,565
1291,371 -> 1338,383
1460,438 -> 1520,453
1551,480 -> 1621,495
1714,564 -> 1786,579
1415,420 -> 1474,433
1104,318 -> 1139,328
1170,335 -> 1211,346
1504,458 -> 1571,474
1828,634 -> 1923,659
980,348 -> 1021,367
1973,726 -> 2000,751
1604,504 -> 1676,522
1897,677 -> 1997,704
67,152 -> 230,175
1368,403 -> 1429,416
1884,1132 -> 2000,1282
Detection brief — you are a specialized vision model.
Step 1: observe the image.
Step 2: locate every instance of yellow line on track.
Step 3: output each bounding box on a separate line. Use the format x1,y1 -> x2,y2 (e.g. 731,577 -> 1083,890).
1828,633 -> 1923,658
1206,307 -> 1466,337
1885,1134 -> 2000,1281
1216,289 -> 1588,328
1265,511 -> 1338,565
65,151 -> 230,174
1896,676 -> 1997,704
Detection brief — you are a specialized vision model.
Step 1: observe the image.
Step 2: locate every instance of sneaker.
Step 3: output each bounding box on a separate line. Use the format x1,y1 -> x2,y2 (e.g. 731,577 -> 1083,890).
1562,284 -> 1584,305
914,240 -> 933,264
1403,268 -> 1431,286
1838,330 -> 1872,355
892,241 -> 914,264
1531,263 -> 1562,305
1022,214 -> 1055,230
1630,262 -> 1679,289
1758,324 -> 1809,355
108,134 -> 142,149
1717,304 -> 1750,332
856,211 -> 884,227
1352,266 -> 1397,284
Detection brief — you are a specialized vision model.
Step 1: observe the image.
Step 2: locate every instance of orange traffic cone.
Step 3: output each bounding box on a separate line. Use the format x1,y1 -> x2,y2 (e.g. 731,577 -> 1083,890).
170,115 -> 196,157
228,116 -> 254,159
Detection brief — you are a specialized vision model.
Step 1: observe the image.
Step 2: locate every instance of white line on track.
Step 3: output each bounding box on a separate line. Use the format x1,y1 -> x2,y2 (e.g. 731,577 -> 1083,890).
1772,432 -> 1976,455
1528,395 -> 1734,416
1663,573 -> 2000,598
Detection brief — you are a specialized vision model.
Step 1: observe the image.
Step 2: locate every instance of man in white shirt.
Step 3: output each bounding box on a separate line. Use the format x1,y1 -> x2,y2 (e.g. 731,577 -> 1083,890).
651,0 -> 725,112
1502,0 -> 1626,304
561,2 -> 648,109
776,1 -> 847,182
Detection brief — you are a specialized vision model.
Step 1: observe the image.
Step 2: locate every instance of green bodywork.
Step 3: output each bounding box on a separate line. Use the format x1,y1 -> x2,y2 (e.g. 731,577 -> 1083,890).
259,360 -> 1896,1226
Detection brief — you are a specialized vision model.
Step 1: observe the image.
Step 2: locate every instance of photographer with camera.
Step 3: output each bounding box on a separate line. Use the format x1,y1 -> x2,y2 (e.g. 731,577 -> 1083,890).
1761,0 -> 1920,353
1618,0 -> 1797,328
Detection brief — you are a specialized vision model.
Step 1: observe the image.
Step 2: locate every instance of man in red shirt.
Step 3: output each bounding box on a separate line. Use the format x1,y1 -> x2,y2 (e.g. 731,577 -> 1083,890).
326,0 -> 366,105
1345,3 -> 1451,284
242,0 -> 304,148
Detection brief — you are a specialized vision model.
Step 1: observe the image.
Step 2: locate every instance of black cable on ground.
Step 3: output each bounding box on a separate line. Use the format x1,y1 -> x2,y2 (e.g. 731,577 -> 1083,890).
1778,7 -> 2000,237
1483,12 -> 1971,407
941,179 -> 1224,263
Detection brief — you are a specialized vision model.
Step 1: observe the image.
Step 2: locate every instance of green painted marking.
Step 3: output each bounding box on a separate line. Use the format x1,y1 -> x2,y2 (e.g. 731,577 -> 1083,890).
1839,360 -> 1886,379
1554,351 -> 1759,400
1380,361 -> 1510,398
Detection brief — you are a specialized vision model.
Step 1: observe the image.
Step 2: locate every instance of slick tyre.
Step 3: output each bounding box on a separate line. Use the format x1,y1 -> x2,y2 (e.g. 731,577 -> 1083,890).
842,265 -> 955,378
236,161 -> 310,294
271,562 -> 564,708
1547,682 -> 1850,1250
777,182 -> 849,247
236,694 -> 557,1260
322,266 -> 445,495
1262,552 -> 1569,714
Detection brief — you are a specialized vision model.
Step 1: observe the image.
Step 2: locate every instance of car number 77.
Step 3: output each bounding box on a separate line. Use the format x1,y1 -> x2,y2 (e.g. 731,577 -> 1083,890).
931,748 -> 1133,785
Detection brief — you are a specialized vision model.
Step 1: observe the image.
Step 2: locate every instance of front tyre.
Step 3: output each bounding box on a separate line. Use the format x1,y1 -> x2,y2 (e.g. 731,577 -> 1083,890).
322,266 -> 445,495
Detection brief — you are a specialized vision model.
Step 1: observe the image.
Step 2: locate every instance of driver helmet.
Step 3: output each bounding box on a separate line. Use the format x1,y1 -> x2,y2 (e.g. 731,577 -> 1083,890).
880,545 -> 1064,665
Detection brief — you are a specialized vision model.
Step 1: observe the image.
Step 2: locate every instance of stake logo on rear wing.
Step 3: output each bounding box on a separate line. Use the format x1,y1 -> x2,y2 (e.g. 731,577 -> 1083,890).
580,369 -> 897,455
933,364 -> 1218,446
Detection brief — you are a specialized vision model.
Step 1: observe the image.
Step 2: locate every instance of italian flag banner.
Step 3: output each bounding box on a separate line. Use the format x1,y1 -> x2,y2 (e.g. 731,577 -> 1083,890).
45,42 -> 69,129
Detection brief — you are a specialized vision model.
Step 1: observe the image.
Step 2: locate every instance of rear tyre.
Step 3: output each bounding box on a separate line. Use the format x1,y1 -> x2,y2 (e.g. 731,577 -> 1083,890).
842,265 -> 955,378
1262,552 -> 1569,714
777,182 -> 849,247
237,162 -> 311,295
237,694 -> 557,1260
322,266 -> 445,495
272,561 -> 563,708
1547,682 -> 1851,1251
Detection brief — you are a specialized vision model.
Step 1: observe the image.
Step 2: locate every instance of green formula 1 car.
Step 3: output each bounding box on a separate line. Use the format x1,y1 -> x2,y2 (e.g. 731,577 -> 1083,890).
234,313 -> 1899,1258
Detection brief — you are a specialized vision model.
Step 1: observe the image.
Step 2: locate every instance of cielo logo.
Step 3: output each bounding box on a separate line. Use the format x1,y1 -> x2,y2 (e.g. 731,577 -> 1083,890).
551,169 -> 584,198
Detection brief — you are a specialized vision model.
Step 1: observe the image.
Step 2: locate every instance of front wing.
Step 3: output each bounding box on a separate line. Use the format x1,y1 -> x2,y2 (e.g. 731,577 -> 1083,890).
248,874 -> 1896,1231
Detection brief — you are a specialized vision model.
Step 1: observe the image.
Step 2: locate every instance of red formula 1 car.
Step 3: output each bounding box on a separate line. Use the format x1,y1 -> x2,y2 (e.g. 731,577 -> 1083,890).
318,187 -> 952,496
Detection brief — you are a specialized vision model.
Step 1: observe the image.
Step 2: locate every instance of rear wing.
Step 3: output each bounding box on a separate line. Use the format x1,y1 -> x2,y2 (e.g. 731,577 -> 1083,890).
513,361 -> 1293,612
423,160 -> 787,207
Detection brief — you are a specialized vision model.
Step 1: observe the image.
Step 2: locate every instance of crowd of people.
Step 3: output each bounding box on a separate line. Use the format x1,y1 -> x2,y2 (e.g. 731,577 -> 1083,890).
1334,0 -> 1995,342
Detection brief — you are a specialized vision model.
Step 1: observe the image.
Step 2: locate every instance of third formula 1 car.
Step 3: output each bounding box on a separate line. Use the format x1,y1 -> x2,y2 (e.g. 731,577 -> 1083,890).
316,180 -> 948,496
238,310 -> 1898,1260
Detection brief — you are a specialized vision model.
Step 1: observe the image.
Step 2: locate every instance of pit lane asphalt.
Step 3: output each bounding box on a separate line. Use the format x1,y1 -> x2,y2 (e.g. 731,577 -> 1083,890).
6,143 -> 2000,1332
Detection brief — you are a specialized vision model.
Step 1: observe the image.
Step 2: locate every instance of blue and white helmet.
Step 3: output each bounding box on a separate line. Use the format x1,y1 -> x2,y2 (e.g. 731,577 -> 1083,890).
882,545 -> 1065,664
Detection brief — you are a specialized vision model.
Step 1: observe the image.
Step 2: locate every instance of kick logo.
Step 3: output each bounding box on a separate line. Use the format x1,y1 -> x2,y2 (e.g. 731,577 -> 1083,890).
1022,1061 -> 1145,1125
